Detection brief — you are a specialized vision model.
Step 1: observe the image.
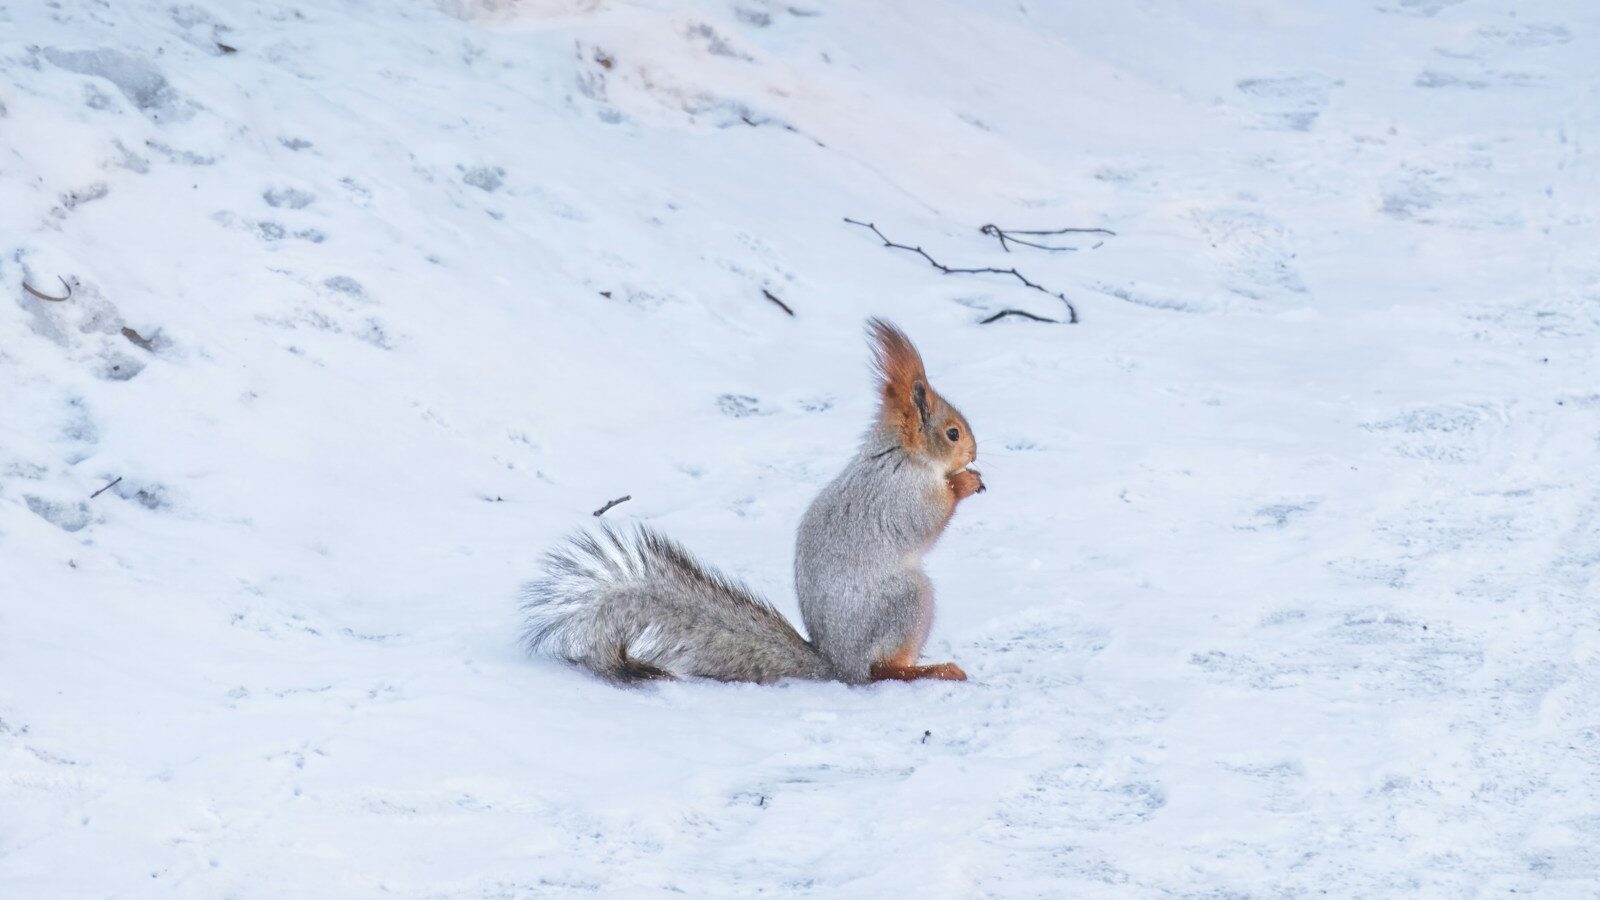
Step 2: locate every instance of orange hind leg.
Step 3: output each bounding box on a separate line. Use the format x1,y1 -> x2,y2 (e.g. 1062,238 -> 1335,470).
869,644 -> 967,682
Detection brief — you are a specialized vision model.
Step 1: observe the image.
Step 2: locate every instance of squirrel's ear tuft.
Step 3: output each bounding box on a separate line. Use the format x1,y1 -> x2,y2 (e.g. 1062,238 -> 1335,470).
867,318 -> 931,442
868,317 -> 928,396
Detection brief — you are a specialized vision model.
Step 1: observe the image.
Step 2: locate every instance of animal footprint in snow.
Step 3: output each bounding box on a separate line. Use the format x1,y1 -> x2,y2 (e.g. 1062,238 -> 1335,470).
264,187 -> 315,209
1233,72 -> 1341,131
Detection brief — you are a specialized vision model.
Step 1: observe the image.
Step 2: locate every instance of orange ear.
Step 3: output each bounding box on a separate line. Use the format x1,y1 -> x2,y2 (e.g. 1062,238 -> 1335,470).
868,318 -> 930,446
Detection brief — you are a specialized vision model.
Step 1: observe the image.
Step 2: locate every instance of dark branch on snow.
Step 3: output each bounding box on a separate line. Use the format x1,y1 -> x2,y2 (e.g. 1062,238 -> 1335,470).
90,476 -> 122,499
978,308 -> 1058,325
23,276 -> 72,302
979,223 -> 1115,253
593,495 -> 632,517
762,289 -> 795,316
843,218 -> 1078,324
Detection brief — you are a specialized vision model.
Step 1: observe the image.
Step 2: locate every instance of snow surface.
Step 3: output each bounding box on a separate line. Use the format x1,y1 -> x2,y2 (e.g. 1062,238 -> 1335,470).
3,0 -> 1599,896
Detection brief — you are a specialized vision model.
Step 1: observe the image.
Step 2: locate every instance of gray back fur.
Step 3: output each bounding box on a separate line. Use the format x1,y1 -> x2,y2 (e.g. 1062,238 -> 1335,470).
522,525 -> 835,684
795,423 -> 951,683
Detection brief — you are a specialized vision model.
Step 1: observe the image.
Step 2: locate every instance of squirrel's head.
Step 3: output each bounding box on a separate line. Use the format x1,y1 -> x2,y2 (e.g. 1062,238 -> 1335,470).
868,318 -> 976,474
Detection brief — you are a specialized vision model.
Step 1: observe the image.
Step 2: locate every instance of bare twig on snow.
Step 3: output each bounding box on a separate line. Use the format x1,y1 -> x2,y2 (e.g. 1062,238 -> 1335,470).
761,289 -> 795,317
978,309 -> 1058,325
90,476 -> 122,499
23,276 -> 72,302
593,495 -> 632,517
843,218 -> 1078,324
979,223 -> 1115,253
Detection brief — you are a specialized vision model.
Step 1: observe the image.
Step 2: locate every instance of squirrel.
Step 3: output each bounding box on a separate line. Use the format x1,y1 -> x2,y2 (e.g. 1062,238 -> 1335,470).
520,318 -> 983,685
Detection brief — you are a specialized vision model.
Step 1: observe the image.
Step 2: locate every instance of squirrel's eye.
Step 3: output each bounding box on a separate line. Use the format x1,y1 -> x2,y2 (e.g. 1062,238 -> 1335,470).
946,427 -> 960,441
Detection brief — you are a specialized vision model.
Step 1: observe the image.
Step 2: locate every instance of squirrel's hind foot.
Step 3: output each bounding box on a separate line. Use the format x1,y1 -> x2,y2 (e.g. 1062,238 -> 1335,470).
869,661 -> 968,682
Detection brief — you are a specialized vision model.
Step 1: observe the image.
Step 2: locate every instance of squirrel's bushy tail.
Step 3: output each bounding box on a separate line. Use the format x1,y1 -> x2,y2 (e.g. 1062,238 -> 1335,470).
521,525 -> 834,684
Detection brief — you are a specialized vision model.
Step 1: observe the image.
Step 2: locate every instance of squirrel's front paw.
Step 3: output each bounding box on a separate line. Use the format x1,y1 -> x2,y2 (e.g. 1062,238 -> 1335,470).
949,468 -> 985,499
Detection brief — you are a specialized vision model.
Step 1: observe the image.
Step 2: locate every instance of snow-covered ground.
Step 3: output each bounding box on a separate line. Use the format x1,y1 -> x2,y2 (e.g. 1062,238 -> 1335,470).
3,0 -> 1598,895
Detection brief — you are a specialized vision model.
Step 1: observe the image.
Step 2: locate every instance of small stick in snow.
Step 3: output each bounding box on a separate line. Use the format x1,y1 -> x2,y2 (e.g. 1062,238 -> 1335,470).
762,289 -> 795,317
593,495 -> 632,517
979,223 -> 1115,253
23,277 -> 72,302
90,476 -> 123,499
979,308 -> 1058,325
842,218 -> 1078,324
